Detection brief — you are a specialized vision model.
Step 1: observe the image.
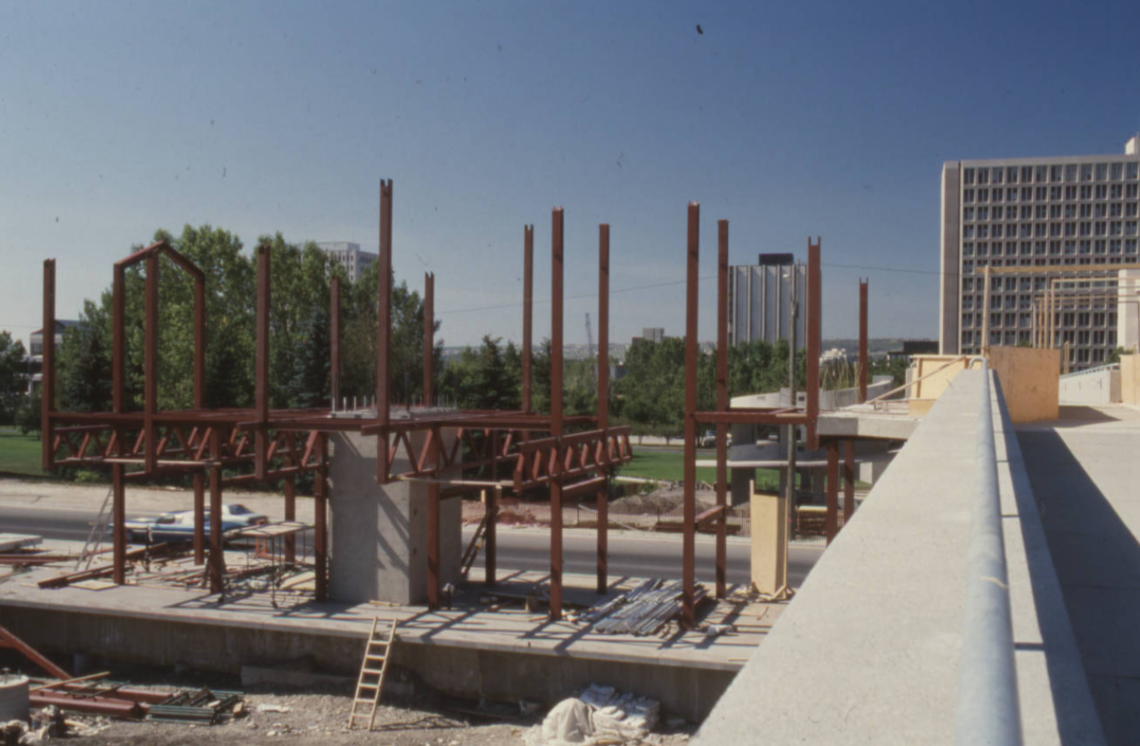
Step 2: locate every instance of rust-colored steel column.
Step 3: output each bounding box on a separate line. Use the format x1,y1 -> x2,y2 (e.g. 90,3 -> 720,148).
111,262 -> 126,581
843,439 -> 856,524
314,433 -> 329,602
825,440 -> 839,544
806,239 -> 822,450
254,245 -> 270,481
715,219 -> 729,600
682,202 -> 699,629
143,253 -> 159,474
487,430 -> 498,587
858,279 -> 869,403
112,464 -> 126,584
427,430 -> 441,609
192,472 -> 205,565
423,272 -> 434,407
284,446 -> 296,565
330,276 -> 341,406
194,275 -> 205,410
550,208 -> 565,620
596,224 -> 610,595
522,225 -> 534,414
208,428 -> 225,593
376,180 -> 393,482
41,260 -> 55,471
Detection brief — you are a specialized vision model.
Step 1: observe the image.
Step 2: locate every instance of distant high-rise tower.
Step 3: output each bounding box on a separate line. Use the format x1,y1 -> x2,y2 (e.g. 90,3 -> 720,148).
316,242 -> 378,283
728,254 -> 807,346
940,137 -> 1140,369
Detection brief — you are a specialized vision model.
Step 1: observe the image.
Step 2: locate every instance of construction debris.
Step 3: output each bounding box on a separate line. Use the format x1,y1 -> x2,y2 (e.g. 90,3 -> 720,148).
580,579 -> 705,636
524,684 -> 660,746
146,687 -> 243,725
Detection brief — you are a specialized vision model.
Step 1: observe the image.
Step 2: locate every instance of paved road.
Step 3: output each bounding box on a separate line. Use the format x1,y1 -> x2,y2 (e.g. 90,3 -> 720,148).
0,504 -> 823,588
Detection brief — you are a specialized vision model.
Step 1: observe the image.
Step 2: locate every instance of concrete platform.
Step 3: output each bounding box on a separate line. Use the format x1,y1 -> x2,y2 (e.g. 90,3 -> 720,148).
0,554 -> 781,722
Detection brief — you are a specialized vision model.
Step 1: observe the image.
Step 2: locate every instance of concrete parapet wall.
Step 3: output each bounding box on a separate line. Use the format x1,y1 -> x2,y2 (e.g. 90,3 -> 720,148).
1059,365 -> 1121,405
1122,355 -> 1140,405
695,370 -> 1103,744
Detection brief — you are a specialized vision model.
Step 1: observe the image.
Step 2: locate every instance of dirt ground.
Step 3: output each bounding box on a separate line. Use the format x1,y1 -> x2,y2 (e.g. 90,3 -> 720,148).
64,687 -> 695,745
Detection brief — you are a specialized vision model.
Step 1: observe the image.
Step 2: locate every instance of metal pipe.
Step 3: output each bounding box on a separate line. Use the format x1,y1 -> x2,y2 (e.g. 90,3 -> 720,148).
597,224 -> 609,595
682,202 -> 699,629
715,219 -> 729,599
314,433 -> 328,602
330,275 -> 341,406
423,272 -> 434,407
954,362 -> 1022,746
522,225 -> 534,414
41,260 -> 56,471
208,428 -> 224,594
376,180 -> 393,483
488,432 -> 498,588
255,245 -> 270,481
825,441 -> 838,544
805,239 -> 821,449
193,472 -> 205,566
858,279 -> 869,403
550,207 -> 565,620
843,439 -> 856,522
144,253 -> 158,474
194,274 -> 205,410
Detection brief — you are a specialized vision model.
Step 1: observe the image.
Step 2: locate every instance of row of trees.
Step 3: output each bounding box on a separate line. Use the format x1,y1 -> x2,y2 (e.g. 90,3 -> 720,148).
27,223 -> 907,440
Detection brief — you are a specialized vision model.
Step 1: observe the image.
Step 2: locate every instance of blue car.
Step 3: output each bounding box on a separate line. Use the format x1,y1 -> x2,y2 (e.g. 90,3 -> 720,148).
120,504 -> 268,543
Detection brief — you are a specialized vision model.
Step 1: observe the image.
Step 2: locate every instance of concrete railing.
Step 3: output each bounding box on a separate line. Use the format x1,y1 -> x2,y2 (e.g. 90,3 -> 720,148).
954,363 -> 1021,745
1058,363 -> 1120,405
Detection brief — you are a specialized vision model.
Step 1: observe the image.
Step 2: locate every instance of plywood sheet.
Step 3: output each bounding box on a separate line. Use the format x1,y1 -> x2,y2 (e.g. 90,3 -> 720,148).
988,346 -> 1060,423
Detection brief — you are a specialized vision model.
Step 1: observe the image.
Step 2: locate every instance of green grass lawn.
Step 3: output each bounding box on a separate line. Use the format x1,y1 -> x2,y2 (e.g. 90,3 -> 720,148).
0,428 -> 47,477
617,448 -> 785,490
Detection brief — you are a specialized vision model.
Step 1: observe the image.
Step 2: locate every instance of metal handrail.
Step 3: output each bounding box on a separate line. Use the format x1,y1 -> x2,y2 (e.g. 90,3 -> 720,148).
954,362 -> 1022,746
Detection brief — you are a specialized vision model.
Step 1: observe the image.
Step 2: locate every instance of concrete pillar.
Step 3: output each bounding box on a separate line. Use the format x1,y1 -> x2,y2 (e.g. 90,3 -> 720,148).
327,428 -> 461,605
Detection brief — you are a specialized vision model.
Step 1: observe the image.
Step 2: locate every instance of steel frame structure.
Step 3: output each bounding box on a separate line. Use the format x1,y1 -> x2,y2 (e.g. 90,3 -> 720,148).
40,182 -> 632,618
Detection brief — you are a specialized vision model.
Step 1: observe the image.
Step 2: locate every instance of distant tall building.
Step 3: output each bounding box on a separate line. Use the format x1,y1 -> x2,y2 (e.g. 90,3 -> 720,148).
940,137 -> 1140,369
642,327 -> 665,343
316,242 -> 377,283
728,254 -> 807,346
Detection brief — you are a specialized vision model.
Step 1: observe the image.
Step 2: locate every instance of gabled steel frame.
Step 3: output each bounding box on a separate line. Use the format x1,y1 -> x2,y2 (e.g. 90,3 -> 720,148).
40,181 -> 632,617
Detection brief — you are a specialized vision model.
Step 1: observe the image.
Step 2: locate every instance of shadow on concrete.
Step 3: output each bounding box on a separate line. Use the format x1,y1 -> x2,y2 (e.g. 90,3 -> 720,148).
1053,406 -> 1124,426
1018,426 -> 1139,745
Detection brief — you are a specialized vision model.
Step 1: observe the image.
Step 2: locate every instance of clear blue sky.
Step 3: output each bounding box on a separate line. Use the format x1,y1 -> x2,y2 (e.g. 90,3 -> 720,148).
3,0 -> 1139,349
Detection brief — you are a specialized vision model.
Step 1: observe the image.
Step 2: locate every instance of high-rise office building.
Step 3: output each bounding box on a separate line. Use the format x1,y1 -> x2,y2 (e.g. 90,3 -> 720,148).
316,242 -> 378,283
940,137 -> 1140,369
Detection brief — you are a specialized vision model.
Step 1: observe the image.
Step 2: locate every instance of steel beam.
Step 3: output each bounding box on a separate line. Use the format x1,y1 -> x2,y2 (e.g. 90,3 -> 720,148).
825,440 -> 839,544
112,264 -> 125,414
806,239 -> 821,450
715,219 -> 729,599
858,279 -> 869,403
682,202 -> 699,629
112,464 -> 125,584
41,260 -> 55,471
427,433 -> 441,609
423,272 -> 434,407
522,225 -> 534,414
254,245 -> 270,480
284,457 -> 296,565
596,224 -> 610,594
377,180 -> 393,482
550,207 -> 565,620
843,438 -> 856,524
330,276 -> 341,406
144,253 -> 159,474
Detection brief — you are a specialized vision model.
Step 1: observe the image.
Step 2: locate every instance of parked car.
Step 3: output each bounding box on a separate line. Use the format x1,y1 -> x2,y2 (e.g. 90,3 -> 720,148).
699,430 -> 732,448
119,504 -> 268,543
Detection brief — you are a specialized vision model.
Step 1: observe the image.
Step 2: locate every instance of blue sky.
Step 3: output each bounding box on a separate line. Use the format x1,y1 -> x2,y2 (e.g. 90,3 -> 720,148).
2,0 -> 1139,349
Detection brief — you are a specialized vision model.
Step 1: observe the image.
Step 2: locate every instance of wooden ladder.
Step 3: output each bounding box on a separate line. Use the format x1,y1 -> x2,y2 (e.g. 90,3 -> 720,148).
347,618 -> 397,730
460,511 -> 490,579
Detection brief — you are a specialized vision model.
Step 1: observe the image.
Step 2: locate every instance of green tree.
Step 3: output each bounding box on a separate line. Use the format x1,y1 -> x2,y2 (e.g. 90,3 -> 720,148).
0,331 -> 28,423
59,308 -> 112,413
